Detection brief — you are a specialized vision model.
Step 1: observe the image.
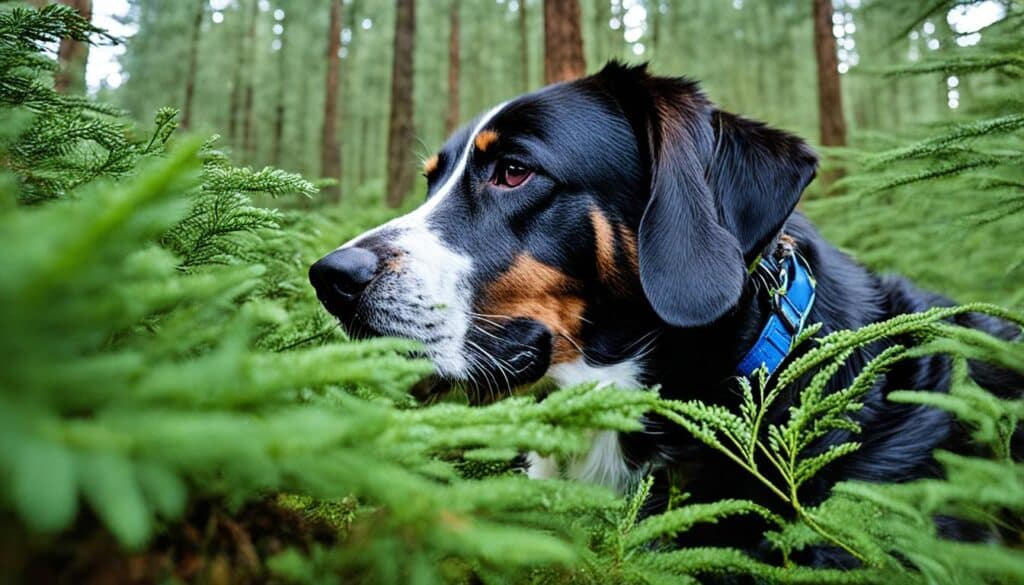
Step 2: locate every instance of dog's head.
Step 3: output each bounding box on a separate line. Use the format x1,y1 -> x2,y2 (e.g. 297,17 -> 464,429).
309,63 -> 817,401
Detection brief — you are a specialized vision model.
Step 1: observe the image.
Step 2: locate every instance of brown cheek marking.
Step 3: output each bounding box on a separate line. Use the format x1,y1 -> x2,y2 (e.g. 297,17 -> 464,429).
422,154 -> 439,176
618,223 -> 639,276
474,129 -> 499,152
590,207 -> 623,289
479,253 -> 585,364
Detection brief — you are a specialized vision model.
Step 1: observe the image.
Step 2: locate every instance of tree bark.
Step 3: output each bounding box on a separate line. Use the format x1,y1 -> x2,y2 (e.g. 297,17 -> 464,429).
385,0 -> 416,208
54,0 -> 92,94
228,2 -> 250,146
357,117 -> 369,186
272,10 -> 288,167
321,0 -> 344,202
543,0 -> 585,84
592,0 -> 610,65
445,0 -> 460,135
650,1 -> 661,58
812,0 -> 847,148
241,0 -> 260,160
181,0 -> 205,129
811,0 -> 847,189
519,0 -> 530,91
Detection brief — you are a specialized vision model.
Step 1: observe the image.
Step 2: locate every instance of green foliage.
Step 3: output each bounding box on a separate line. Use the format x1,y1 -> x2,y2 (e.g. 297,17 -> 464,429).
808,4 -> 1024,308
2,3 -> 1023,585
0,4 -> 128,201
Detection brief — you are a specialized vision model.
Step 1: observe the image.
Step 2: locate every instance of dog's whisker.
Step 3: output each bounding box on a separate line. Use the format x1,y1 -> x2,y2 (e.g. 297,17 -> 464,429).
471,315 -> 508,330
621,329 -> 660,354
469,322 -> 541,353
466,339 -> 514,394
557,330 -> 602,364
467,346 -> 502,403
468,311 -> 517,321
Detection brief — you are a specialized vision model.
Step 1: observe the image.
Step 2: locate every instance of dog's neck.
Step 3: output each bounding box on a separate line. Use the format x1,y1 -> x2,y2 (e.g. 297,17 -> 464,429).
531,278 -> 772,493
591,235 -> 791,394
537,218 -> 898,495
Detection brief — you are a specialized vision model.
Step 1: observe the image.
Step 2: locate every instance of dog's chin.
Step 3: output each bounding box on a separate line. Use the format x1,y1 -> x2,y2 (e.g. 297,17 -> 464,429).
409,373 -> 454,402
412,317 -> 554,405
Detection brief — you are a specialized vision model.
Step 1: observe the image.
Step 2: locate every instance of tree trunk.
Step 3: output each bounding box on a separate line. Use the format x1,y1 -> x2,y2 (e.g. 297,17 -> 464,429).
272,11 -> 287,167
445,0 -> 460,135
592,0 -> 610,65
543,0 -> 585,84
228,2 -> 249,146
812,0 -> 846,148
241,0 -> 260,160
54,0 -> 92,94
650,1 -> 661,58
385,0 -> 416,208
321,0 -> 343,202
519,0 -> 530,91
181,0 -> 205,129
811,0 -> 847,189
357,117 -> 369,186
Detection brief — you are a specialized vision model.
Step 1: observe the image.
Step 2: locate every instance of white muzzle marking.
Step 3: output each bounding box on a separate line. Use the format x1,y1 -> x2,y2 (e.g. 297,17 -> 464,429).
338,102 -> 509,379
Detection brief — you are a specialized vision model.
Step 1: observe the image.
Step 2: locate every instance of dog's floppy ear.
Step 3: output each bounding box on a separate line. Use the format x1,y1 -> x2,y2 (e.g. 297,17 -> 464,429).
708,111 -> 818,258
634,78 -> 747,328
593,63 -> 817,328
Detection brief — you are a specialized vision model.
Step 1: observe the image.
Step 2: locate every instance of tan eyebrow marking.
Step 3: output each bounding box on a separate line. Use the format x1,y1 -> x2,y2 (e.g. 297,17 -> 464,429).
422,154 -> 439,175
474,129 -> 499,152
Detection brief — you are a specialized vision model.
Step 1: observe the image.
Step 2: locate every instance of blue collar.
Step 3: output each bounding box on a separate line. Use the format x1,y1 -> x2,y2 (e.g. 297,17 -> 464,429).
736,251 -> 817,379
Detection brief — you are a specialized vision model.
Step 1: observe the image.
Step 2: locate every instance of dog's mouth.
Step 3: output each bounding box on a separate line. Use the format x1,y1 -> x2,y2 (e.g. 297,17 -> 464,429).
369,313 -> 555,405
450,316 -> 555,404
314,264 -> 556,403
409,373 -> 453,402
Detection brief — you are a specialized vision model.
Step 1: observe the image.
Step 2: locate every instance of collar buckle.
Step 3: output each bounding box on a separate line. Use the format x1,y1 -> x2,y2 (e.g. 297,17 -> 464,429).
736,247 -> 817,379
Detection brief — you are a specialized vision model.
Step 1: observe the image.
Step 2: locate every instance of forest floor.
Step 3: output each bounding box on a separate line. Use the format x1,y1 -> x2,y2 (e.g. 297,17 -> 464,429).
4,497 -> 344,584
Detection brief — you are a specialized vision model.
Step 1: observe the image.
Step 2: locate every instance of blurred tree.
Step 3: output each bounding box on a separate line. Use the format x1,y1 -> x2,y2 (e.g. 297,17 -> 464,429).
241,0 -> 260,159
272,2 -> 288,166
228,2 -> 252,146
544,0 -> 585,83
519,0 -> 530,91
111,0 -> 990,205
54,0 -> 91,93
446,0 -> 460,134
322,0 -> 343,202
180,0 -> 204,129
386,0 -> 416,207
812,0 -> 847,152
649,0 -> 661,59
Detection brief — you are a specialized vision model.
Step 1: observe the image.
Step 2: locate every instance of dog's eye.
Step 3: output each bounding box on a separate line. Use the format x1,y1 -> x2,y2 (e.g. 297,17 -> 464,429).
491,160 -> 532,188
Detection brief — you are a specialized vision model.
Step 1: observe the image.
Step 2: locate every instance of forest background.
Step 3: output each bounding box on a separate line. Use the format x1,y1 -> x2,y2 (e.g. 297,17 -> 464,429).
78,0 -> 1022,305
1,0 -> 1022,583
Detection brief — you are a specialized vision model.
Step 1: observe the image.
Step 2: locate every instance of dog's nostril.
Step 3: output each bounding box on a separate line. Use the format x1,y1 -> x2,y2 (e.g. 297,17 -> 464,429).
309,247 -> 380,301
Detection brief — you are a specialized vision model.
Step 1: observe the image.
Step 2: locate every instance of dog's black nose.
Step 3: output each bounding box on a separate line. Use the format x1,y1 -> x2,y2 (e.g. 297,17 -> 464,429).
309,247 -> 379,310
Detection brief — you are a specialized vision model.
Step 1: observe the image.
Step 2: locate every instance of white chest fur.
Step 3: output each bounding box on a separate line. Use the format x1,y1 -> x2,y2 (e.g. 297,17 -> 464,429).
526,358 -> 643,494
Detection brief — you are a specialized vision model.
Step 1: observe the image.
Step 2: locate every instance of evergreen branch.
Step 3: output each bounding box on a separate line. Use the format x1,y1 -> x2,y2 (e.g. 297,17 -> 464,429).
881,54 -> 1024,77
625,500 -> 781,550
865,114 -> 1024,167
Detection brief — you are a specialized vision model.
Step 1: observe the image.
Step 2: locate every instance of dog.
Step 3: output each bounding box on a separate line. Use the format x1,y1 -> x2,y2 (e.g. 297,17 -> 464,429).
309,62 -> 1021,564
